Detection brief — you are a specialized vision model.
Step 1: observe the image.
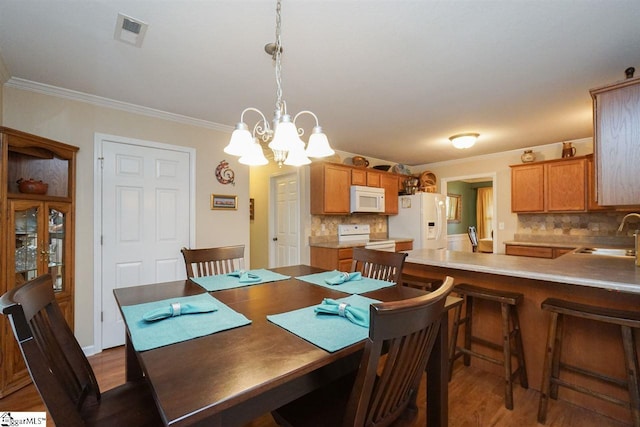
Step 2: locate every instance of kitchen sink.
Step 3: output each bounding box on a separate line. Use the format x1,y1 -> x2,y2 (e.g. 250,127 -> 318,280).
574,247 -> 636,257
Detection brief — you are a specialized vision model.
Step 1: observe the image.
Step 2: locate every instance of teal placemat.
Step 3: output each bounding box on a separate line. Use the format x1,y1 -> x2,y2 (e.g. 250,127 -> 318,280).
190,268 -> 291,291
267,294 -> 380,352
121,293 -> 251,351
295,270 -> 395,294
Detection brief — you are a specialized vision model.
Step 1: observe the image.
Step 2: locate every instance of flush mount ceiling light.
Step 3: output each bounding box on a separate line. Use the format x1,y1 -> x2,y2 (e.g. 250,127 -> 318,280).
449,133 -> 479,149
224,0 -> 334,167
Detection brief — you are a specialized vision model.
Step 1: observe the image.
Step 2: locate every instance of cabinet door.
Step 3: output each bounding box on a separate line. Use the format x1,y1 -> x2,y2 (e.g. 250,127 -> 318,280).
511,164 -> 544,212
380,174 -> 399,214
366,171 -> 381,187
310,163 -> 351,214
46,202 -> 73,301
593,81 -> 640,205
586,155 -> 611,211
545,159 -> 586,212
351,169 -> 366,186
5,200 -> 43,395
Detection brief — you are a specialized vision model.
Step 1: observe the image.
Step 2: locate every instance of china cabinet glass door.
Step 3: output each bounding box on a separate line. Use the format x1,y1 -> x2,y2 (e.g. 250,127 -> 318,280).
10,200 -> 70,295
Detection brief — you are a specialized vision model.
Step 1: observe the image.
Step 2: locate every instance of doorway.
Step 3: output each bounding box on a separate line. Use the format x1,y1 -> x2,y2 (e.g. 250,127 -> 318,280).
442,173 -> 497,253
93,133 -> 195,350
270,172 -> 300,267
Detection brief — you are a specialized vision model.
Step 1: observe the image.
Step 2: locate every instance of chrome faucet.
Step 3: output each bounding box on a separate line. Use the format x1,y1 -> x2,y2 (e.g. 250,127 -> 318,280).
618,213 -> 640,267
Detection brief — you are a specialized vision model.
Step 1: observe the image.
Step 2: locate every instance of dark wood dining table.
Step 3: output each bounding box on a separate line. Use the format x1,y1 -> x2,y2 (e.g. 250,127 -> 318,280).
113,265 -> 461,427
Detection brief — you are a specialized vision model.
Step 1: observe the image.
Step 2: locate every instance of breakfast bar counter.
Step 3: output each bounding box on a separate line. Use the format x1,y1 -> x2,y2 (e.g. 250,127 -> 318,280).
405,248 -> 640,294
402,248 -> 640,424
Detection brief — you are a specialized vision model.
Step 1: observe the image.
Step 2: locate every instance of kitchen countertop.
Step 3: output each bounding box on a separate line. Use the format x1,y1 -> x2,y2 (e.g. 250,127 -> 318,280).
310,237 -> 413,249
405,248 -> 640,294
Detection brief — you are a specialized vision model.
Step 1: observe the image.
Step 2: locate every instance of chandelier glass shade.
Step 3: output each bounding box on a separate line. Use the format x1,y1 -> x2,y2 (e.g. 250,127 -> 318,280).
223,0 -> 334,167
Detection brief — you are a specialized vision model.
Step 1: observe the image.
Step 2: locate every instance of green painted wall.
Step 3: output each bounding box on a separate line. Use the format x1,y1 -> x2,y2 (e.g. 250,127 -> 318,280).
446,181 -> 492,235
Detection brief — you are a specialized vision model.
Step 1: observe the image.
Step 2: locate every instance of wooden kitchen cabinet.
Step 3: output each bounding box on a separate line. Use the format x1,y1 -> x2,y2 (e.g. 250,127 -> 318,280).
511,163 -> 544,212
351,168 -> 367,186
590,73 -> 640,206
312,162 -> 402,215
366,170 -> 381,187
310,246 -> 353,271
394,241 -> 413,252
380,174 -> 399,214
311,241 -> 411,271
511,157 -> 587,213
505,244 -> 574,259
0,127 -> 78,397
545,158 -> 586,211
310,162 -> 351,214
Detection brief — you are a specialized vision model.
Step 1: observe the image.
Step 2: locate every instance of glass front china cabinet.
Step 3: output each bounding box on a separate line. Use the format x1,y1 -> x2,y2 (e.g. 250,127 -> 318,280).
0,127 -> 78,397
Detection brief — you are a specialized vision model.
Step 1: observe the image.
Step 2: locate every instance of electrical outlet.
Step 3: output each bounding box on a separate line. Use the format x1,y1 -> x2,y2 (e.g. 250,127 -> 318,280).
499,222 -> 505,230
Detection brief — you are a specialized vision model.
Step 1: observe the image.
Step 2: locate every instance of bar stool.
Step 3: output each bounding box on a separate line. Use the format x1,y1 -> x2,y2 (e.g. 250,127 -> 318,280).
448,283 -> 528,410
401,273 -> 443,291
537,298 -> 640,426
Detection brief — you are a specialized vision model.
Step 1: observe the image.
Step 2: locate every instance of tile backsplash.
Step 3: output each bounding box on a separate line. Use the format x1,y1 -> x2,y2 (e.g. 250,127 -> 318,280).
515,212 -> 638,246
310,215 -> 387,243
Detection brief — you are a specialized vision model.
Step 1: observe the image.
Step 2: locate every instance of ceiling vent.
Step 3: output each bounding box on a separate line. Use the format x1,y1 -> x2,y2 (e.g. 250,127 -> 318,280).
114,13 -> 148,48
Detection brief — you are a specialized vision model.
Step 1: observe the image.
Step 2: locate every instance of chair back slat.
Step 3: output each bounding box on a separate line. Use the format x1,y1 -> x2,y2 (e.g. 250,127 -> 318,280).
0,274 -> 99,426
344,276 -> 455,427
181,245 -> 245,278
468,226 -> 479,252
351,247 -> 407,284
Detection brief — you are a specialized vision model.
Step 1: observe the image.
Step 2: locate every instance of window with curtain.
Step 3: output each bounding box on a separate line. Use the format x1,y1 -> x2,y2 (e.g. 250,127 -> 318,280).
476,187 -> 493,239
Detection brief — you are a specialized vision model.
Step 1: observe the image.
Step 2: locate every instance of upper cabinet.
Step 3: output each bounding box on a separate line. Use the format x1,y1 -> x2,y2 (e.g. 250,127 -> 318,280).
590,72 -> 640,206
511,157 -> 587,213
310,162 -> 400,215
310,162 -> 351,214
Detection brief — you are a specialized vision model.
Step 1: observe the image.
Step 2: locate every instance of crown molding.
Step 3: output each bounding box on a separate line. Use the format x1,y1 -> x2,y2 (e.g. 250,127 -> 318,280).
5,77 -> 233,133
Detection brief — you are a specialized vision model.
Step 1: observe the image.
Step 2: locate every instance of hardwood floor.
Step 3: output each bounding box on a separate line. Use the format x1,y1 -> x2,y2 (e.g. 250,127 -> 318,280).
0,346 -> 631,426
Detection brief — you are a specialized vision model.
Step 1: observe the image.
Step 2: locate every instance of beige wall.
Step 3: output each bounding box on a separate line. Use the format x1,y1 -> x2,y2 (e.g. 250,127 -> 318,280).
415,137 -> 594,253
0,57 -> 7,122
249,150 -> 388,268
2,86 -> 248,348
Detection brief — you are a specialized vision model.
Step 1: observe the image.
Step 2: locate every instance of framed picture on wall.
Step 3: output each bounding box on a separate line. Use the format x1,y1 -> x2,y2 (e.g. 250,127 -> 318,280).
211,194 -> 238,210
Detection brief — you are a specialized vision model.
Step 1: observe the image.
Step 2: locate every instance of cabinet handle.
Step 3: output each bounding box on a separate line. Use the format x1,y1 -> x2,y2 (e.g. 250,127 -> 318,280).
40,241 -> 50,262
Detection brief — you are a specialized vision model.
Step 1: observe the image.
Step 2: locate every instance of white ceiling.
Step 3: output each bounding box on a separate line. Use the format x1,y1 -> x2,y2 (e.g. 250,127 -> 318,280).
0,1 -> 639,165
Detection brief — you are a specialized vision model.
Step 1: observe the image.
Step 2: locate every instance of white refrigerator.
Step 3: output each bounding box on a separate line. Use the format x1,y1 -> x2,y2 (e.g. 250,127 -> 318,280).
388,193 -> 447,249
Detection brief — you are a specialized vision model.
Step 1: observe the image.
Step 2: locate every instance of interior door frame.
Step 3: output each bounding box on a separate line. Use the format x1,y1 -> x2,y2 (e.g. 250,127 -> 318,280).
441,172 -> 497,253
92,133 -> 196,354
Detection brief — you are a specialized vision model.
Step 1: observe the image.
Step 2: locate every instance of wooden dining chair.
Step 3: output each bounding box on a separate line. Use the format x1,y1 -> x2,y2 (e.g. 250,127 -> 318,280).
181,245 -> 245,278
468,226 -> 479,252
351,247 -> 407,284
272,276 -> 455,427
0,274 -> 163,427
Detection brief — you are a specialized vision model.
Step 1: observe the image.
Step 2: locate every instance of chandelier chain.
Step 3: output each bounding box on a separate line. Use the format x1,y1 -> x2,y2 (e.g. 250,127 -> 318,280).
274,0 -> 283,112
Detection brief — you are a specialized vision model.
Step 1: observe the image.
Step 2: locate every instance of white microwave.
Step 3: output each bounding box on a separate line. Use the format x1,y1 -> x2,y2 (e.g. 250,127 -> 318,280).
350,185 -> 385,213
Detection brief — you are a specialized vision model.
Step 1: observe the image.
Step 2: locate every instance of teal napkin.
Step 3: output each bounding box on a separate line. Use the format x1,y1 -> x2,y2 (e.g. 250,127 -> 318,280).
325,271 -> 362,286
314,298 -> 370,328
228,270 -> 261,283
142,300 -> 218,322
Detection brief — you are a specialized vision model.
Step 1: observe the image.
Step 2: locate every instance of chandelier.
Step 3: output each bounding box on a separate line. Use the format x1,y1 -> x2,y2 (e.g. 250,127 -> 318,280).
224,0 -> 334,167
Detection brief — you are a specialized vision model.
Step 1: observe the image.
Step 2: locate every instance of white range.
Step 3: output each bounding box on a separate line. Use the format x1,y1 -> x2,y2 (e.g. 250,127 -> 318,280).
337,224 -> 396,252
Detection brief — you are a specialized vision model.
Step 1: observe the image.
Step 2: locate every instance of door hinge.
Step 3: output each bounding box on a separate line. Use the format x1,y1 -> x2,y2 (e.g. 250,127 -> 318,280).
98,156 -> 104,170
101,311 -> 103,322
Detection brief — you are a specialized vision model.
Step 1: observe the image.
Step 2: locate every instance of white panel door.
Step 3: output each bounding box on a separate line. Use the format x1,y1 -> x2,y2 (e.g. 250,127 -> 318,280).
274,173 -> 299,267
100,140 -> 191,349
